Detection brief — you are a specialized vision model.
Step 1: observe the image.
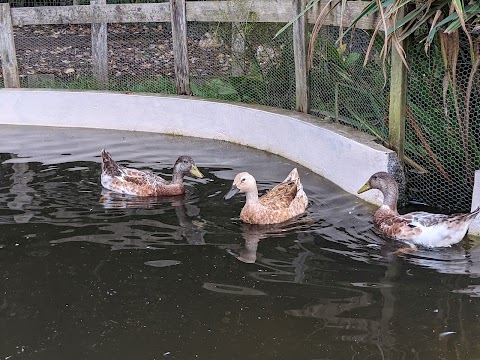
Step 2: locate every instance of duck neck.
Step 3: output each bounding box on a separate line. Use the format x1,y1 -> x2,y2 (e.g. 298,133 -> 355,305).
381,183 -> 398,213
244,185 -> 259,204
172,170 -> 184,184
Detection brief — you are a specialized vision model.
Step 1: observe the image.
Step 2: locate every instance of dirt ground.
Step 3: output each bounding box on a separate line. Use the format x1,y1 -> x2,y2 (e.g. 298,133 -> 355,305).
6,23 -> 234,84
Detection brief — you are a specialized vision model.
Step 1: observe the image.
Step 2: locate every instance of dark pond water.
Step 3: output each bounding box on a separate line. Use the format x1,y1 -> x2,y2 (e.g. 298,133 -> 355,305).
1,125 -> 480,360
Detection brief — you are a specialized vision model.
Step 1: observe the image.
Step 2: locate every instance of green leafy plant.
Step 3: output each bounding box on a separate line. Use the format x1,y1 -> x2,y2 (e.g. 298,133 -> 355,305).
309,34 -> 388,137
21,75 -> 177,94
191,78 -> 241,101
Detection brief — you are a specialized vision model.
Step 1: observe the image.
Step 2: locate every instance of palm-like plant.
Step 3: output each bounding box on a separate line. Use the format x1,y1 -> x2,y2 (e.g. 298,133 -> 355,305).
346,1 -> 480,185
278,1 -> 480,69
342,1 -> 479,62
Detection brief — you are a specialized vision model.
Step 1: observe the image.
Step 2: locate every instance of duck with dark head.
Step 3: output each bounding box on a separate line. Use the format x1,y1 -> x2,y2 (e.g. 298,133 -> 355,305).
100,149 -> 203,197
358,171 -> 480,249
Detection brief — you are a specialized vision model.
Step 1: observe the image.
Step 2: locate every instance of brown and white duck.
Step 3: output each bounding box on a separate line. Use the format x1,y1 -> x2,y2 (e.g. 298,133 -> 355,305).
100,149 -> 203,196
358,172 -> 480,248
224,168 -> 308,225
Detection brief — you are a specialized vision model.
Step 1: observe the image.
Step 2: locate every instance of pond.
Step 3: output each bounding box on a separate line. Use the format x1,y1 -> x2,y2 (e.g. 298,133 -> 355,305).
1,124 -> 480,360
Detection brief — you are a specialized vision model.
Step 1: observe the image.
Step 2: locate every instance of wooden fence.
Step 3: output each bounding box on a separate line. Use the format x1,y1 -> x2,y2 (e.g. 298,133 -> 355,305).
0,0 -> 407,162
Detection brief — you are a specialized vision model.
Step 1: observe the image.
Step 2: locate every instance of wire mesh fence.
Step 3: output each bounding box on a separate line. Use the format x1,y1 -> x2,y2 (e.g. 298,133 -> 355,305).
11,23 -> 177,92
6,16 -> 295,106
405,36 -> 480,211
1,0 -> 479,212
188,21 -> 295,109
309,26 -> 389,140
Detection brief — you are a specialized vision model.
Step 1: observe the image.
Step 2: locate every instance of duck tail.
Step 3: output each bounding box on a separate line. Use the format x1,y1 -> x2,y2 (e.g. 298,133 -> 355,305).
468,206 -> 480,220
283,168 -> 299,182
455,206 -> 480,228
283,168 -> 303,191
101,149 -> 122,176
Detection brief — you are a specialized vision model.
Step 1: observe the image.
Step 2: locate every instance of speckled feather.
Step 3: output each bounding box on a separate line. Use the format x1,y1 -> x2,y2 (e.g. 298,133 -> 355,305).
358,172 -> 480,247
226,168 -> 308,225
100,149 -> 203,197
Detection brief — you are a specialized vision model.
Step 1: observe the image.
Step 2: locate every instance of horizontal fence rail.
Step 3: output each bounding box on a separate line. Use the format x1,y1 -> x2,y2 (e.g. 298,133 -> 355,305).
9,1 -> 377,27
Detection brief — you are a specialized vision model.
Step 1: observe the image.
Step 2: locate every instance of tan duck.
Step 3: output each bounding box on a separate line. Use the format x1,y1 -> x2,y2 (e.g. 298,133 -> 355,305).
358,172 -> 480,248
100,149 -> 203,196
224,168 -> 308,225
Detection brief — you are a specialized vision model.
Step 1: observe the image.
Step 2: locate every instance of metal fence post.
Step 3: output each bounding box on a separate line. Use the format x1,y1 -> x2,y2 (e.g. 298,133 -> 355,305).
170,0 -> 191,95
0,3 -> 20,88
292,0 -> 309,113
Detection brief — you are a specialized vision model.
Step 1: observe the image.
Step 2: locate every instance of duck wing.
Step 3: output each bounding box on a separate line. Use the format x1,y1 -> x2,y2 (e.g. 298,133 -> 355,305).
259,182 -> 297,210
101,150 -> 168,185
121,168 -> 169,186
373,212 -> 419,237
377,209 -> 480,243
401,210 -> 479,229
378,212 -> 456,235
397,211 -> 449,228
105,168 -> 170,196
374,205 -> 480,246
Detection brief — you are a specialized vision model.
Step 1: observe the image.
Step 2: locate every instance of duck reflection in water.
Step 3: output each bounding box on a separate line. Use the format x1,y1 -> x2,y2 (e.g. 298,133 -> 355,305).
99,190 -> 206,245
234,224 -> 271,264
233,217 -> 312,264
4,157 -> 35,224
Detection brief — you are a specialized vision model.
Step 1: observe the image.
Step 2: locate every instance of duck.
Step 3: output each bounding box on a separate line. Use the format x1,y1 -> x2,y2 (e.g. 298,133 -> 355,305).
224,168 -> 308,225
358,171 -> 480,248
100,149 -> 204,196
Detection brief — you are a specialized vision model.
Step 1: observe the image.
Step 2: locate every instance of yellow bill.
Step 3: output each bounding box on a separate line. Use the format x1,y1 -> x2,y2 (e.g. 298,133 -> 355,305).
190,165 -> 204,178
357,182 -> 371,194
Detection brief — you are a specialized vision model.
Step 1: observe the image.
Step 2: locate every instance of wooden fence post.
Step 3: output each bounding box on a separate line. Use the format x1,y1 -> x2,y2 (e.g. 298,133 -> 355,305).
170,0 -> 191,95
292,0 -> 309,113
388,8 -> 408,164
0,3 -> 20,88
91,0 -> 108,89
231,22 -> 246,77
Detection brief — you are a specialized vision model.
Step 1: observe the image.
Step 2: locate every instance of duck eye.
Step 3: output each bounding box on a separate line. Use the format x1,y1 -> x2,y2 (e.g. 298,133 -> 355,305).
241,178 -> 246,183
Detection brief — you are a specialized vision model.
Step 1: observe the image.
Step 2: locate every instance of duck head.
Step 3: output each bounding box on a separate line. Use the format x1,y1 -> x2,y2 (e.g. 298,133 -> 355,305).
173,156 -> 204,178
357,172 -> 396,195
357,171 -> 399,211
224,172 -> 257,200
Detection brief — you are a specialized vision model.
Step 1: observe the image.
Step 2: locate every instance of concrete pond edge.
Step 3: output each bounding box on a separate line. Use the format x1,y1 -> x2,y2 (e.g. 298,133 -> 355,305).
1,88 -> 479,235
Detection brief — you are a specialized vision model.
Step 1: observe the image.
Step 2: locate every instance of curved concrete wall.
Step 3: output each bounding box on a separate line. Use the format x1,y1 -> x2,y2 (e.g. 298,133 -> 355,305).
0,88 -> 400,206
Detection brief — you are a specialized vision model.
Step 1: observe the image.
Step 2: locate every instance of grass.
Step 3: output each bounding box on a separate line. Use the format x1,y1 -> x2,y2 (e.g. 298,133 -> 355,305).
18,75 -> 177,94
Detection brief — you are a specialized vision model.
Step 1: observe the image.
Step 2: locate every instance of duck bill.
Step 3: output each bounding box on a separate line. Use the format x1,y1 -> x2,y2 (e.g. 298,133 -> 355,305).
190,165 -> 204,178
224,185 -> 239,200
357,182 -> 371,194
